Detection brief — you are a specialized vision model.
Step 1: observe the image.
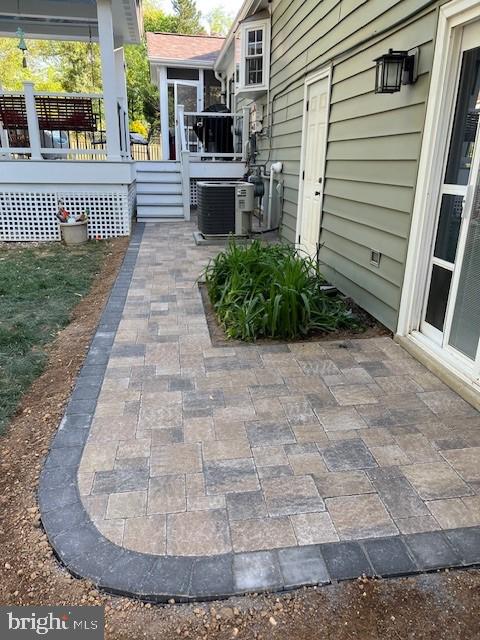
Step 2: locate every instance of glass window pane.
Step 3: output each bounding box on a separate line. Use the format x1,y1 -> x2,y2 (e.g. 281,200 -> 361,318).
425,265 -> 452,331
167,68 -> 199,81
246,57 -> 263,85
248,30 -> 255,42
434,194 -> 464,263
449,179 -> 480,359
444,46 -> 480,185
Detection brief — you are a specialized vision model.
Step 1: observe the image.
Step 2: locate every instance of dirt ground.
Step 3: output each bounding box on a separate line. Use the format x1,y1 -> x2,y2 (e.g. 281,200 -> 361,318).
0,236 -> 479,640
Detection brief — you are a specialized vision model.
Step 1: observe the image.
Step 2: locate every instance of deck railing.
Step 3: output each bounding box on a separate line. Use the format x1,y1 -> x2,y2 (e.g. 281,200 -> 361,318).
176,105 -> 249,161
0,82 -> 129,162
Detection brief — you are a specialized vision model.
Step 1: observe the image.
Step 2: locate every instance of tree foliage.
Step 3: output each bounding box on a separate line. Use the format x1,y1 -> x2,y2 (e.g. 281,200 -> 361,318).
0,0 -> 207,134
0,38 -> 101,93
172,0 -> 205,35
44,41 -> 102,93
143,0 -> 177,33
0,38 -> 63,91
207,6 -> 234,36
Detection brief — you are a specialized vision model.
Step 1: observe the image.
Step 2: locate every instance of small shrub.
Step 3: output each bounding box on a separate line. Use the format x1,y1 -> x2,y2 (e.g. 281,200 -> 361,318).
130,120 -> 148,137
203,239 -> 359,341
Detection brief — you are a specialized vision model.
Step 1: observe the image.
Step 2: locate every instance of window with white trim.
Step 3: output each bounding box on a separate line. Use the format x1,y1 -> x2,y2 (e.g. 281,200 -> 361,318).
238,19 -> 270,95
246,28 -> 263,85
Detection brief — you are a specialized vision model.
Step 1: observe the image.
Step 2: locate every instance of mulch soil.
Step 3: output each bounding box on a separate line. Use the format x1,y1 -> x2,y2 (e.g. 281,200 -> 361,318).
0,237 -> 479,639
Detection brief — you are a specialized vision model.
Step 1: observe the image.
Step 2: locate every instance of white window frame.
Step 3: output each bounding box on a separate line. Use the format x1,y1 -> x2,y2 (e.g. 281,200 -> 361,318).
396,0 -> 480,390
238,18 -> 270,94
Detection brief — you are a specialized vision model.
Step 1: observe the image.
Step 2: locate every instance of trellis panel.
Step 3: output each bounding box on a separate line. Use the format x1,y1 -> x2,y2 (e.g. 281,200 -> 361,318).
0,187 -> 132,241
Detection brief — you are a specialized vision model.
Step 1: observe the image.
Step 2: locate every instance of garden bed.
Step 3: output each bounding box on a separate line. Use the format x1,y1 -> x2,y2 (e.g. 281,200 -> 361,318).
199,282 -> 389,347
199,239 -> 390,346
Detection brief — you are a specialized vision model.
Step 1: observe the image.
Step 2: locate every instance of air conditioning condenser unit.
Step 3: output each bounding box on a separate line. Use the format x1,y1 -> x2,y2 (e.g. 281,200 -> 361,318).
197,181 -> 255,237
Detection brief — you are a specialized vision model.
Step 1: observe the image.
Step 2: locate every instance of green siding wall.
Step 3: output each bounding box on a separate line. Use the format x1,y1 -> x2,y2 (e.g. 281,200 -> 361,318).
247,0 -> 443,330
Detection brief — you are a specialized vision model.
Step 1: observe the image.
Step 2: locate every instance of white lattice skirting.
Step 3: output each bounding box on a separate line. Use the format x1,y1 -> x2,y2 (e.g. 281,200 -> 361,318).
0,184 -> 136,241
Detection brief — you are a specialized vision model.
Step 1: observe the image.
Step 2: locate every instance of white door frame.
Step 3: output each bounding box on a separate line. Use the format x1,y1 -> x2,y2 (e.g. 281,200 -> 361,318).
295,65 -> 332,251
168,79 -> 203,113
397,0 -> 480,350
168,79 -> 202,156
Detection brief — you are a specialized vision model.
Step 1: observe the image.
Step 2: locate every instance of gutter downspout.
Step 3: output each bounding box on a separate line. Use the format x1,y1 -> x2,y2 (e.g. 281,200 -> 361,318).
214,70 -> 226,94
267,161 -> 283,228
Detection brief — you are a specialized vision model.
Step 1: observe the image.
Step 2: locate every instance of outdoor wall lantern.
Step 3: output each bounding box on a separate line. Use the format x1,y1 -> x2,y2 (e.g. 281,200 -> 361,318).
374,48 -> 418,93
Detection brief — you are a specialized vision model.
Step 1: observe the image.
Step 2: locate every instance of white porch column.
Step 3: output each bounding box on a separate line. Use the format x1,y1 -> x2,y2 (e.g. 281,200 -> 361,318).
159,65 -> 170,160
198,69 -> 204,111
24,82 -> 42,160
97,0 -> 122,161
114,47 -> 130,159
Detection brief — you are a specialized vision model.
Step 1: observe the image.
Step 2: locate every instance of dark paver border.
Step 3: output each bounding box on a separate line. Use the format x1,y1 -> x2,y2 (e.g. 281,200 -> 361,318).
39,224 -> 480,602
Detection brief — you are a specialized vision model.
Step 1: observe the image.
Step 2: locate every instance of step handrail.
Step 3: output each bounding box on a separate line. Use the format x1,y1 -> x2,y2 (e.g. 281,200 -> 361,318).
176,104 -> 190,221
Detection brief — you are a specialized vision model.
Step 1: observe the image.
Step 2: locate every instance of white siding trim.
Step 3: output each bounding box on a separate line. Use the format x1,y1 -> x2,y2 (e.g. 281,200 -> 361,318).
396,0 -> 480,337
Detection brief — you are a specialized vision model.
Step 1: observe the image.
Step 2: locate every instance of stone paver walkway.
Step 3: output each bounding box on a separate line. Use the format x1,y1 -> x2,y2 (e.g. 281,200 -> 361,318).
78,221 -> 480,556
39,221 -> 480,600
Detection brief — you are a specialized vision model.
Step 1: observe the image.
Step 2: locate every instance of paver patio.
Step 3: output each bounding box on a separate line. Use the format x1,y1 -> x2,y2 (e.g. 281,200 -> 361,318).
40,221 -> 480,600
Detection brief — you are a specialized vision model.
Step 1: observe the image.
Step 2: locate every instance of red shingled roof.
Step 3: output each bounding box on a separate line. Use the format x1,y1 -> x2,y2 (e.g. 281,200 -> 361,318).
146,32 -> 225,64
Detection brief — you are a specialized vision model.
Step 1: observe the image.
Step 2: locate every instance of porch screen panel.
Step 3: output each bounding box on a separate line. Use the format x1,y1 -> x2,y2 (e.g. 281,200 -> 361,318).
204,70 -> 221,108
167,68 -> 199,80
449,178 -> 480,359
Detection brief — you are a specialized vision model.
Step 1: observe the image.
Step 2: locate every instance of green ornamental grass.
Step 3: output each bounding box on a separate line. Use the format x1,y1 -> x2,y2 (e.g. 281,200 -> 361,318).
203,239 -> 359,341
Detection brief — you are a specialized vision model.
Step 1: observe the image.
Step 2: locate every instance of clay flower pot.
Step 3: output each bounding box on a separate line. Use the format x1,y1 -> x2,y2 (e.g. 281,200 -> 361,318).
59,220 -> 88,246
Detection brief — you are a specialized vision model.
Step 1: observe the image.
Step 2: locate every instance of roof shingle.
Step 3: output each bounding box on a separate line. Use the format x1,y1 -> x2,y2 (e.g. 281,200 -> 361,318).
146,32 -> 225,64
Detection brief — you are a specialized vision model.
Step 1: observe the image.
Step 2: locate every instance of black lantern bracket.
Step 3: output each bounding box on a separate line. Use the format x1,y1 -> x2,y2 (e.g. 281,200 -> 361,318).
374,47 -> 419,94
403,47 -> 419,85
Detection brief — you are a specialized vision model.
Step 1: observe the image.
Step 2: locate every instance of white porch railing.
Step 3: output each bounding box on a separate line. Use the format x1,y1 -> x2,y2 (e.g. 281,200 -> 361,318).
0,82 -> 130,162
176,105 -> 250,161
175,104 -> 249,219
176,104 -> 190,221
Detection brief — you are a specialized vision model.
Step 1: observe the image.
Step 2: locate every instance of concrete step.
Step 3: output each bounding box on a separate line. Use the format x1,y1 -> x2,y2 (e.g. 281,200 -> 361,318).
136,161 -> 180,173
137,204 -> 184,220
137,193 -> 183,206
136,182 -> 183,195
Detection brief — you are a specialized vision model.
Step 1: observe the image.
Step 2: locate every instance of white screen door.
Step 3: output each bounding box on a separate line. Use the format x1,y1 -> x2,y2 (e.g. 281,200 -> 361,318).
421,21 -> 480,379
298,70 -> 331,259
168,80 -> 201,154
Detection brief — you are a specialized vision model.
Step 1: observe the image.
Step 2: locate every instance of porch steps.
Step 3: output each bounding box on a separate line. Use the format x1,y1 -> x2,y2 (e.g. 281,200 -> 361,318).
135,161 -> 185,221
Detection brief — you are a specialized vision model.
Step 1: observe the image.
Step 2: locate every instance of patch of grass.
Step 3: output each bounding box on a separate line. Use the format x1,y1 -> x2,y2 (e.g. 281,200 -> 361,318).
0,242 -> 107,434
203,239 -> 360,341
